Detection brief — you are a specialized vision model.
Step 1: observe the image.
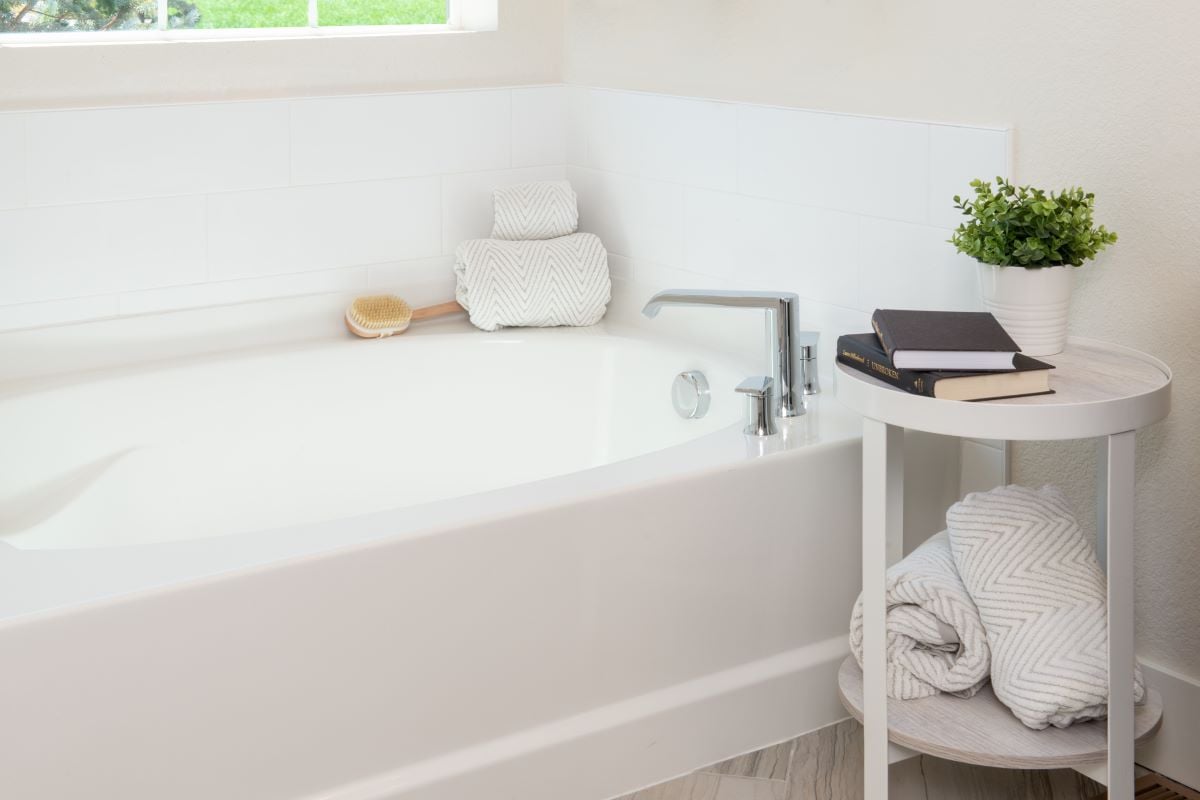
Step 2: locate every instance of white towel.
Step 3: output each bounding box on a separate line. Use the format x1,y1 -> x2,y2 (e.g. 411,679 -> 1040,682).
850,532 -> 991,700
491,180 -> 579,241
946,485 -> 1145,729
454,233 -> 610,332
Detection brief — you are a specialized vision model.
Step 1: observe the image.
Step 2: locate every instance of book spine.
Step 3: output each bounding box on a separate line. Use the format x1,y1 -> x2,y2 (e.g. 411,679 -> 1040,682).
869,310 -> 894,358
837,336 -> 936,397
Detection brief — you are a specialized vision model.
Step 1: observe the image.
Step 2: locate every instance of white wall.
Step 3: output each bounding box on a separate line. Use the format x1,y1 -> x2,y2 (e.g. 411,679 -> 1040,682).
0,86 -> 567,329
0,0 -> 561,111
564,0 -> 1200,697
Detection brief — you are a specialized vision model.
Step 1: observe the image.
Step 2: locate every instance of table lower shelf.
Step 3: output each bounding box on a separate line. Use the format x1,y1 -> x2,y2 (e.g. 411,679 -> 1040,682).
837,656 -> 1162,770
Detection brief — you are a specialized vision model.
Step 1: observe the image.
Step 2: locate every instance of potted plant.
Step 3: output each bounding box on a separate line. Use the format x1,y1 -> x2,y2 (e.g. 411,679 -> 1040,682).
950,178 -> 1118,356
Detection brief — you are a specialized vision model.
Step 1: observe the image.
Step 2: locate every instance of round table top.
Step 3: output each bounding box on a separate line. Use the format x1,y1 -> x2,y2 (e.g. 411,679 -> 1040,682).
835,336 -> 1171,440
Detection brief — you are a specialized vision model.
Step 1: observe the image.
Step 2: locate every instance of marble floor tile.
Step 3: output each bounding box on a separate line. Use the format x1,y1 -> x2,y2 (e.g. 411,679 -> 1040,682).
712,775 -> 788,800
617,772 -> 721,800
621,716 -> 1111,800
920,754 -> 1102,800
788,718 -> 864,799
704,741 -> 795,781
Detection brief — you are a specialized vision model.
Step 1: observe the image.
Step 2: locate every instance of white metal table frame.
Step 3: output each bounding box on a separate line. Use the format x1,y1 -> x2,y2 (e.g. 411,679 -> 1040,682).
838,337 -> 1172,800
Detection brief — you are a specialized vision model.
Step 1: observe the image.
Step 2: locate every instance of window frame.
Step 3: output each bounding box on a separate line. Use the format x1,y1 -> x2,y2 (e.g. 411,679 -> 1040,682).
0,0 -> 479,43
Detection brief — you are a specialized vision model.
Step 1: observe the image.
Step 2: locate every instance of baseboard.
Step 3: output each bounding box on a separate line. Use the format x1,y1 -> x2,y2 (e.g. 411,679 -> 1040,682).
315,636 -> 849,800
1137,660 -> 1200,791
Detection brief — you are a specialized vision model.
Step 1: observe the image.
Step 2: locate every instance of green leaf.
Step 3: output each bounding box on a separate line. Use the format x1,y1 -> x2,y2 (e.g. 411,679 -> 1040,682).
947,177 -> 1117,269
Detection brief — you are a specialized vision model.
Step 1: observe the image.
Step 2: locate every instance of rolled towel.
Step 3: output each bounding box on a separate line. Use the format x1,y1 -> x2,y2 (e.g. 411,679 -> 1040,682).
946,484 -> 1145,729
454,233 -> 610,332
850,532 -> 991,700
492,180 -> 579,241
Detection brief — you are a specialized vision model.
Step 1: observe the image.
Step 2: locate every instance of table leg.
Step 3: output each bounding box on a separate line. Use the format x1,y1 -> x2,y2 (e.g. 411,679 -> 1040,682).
862,419 -> 903,800
1102,431 -> 1136,797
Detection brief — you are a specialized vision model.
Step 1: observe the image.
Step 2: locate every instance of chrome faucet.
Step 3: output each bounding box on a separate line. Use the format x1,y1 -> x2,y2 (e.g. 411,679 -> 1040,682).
642,289 -> 820,418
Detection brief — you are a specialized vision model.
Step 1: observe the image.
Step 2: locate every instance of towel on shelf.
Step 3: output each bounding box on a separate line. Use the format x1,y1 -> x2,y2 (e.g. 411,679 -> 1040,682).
850,532 -> 991,700
946,484 -> 1145,730
454,233 -> 610,332
491,180 -> 579,241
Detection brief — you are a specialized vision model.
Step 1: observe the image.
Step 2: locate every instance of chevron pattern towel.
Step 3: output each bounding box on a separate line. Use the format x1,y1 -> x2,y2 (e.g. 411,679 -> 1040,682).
492,181 -> 579,241
946,485 -> 1145,729
850,532 -> 991,700
454,234 -> 611,332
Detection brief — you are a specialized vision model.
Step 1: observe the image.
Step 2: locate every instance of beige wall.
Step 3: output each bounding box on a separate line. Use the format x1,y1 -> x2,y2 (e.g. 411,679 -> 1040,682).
565,0 -> 1200,680
0,0 -> 561,110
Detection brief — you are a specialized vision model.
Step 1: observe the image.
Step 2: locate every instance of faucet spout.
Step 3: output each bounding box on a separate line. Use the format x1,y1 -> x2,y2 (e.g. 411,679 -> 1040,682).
641,289 -> 820,418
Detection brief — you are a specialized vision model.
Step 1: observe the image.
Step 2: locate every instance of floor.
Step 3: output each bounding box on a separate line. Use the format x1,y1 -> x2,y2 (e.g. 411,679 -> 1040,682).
614,719 -> 1105,800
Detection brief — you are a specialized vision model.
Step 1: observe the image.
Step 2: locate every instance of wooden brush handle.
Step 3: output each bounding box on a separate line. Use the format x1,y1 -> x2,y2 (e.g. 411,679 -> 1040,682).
410,300 -> 465,322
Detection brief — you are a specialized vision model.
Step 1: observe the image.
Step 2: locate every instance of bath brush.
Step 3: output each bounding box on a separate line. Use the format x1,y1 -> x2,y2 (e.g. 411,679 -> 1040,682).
344,295 -> 463,338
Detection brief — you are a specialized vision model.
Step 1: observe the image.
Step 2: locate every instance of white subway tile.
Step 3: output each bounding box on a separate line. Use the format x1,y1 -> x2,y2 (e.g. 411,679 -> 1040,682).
738,105 -> 851,209
682,189 -> 860,308
290,90 -> 511,185
582,90 -> 738,191
367,256 -> 457,306
0,114 -> 25,210
0,294 -> 120,333
564,85 -> 589,166
118,267 -> 368,316
929,124 -> 1010,229
857,217 -> 981,313
207,177 -> 441,281
25,102 -> 290,206
793,296 -> 872,370
0,196 -> 205,305
606,261 -> 766,365
512,87 -> 568,168
738,107 -> 929,224
440,165 -> 567,254
847,116 -> 929,224
568,166 -> 683,267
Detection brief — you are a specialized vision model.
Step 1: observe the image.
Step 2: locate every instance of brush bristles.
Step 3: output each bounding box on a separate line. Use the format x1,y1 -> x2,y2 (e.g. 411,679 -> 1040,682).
347,295 -> 413,333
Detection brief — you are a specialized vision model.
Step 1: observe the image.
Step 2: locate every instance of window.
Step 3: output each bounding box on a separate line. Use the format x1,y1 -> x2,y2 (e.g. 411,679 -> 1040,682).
0,0 -> 447,34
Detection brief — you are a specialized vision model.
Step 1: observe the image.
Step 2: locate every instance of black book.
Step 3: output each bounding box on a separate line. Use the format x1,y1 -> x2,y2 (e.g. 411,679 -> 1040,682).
838,332 -> 1055,401
871,309 -> 1020,371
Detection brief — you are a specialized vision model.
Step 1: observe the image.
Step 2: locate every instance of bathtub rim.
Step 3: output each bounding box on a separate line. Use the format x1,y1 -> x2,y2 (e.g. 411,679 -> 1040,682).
0,331 -> 863,626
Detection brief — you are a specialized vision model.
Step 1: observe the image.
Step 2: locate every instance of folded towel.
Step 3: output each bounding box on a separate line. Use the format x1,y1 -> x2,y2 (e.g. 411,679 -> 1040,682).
454,233 -> 610,332
946,485 -> 1145,729
850,532 -> 991,700
492,180 -> 579,241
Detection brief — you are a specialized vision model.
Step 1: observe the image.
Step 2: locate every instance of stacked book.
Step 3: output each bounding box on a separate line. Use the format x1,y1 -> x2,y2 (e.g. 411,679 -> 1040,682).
838,309 -> 1055,401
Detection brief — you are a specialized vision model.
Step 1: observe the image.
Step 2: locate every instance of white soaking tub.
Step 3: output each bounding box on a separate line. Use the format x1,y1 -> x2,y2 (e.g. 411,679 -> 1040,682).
0,297 -> 865,800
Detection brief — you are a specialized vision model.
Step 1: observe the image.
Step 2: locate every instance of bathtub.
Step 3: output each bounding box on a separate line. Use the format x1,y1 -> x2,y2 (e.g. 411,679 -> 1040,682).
0,296 -> 864,800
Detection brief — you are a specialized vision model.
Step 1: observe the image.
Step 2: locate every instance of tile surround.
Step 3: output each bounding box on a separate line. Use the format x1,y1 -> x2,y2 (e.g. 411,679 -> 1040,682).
0,86 -> 564,331
0,195 -> 206,305
288,89 -> 513,185
566,87 -> 1006,331
206,177 -> 441,280
512,86 -> 570,168
25,102 -> 291,206
0,84 -> 1008,333
0,114 -> 26,210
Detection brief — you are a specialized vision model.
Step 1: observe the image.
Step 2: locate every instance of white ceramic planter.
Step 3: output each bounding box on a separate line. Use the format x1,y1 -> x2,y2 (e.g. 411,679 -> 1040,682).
977,264 -> 1073,357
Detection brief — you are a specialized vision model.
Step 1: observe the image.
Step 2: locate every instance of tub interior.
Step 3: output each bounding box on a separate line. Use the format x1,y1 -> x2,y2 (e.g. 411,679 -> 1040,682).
0,327 -> 745,550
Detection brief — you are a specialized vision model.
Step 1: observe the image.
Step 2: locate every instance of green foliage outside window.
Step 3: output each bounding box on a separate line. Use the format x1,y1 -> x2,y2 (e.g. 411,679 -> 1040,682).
0,0 -> 443,31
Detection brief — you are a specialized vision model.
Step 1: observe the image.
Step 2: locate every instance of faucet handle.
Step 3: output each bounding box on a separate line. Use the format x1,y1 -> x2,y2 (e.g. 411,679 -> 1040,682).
736,376 -> 776,437
796,331 -> 820,395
